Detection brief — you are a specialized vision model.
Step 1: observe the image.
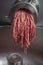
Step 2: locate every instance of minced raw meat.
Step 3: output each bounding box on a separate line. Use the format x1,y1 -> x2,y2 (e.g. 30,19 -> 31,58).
12,9 -> 36,53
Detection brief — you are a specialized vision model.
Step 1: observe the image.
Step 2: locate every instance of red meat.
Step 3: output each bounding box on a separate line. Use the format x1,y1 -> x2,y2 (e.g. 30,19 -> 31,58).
12,9 -> 36,53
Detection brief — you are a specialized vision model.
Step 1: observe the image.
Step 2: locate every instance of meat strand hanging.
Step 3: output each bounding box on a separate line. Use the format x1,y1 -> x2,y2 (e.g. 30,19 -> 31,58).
12,9 -> 36,53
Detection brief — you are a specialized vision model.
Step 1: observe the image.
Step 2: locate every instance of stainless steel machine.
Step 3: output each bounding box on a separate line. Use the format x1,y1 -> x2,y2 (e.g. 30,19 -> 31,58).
0,0 -> 43,65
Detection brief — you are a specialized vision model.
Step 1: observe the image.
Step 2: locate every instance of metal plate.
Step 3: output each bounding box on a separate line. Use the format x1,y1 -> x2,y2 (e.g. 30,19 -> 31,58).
0,26 -> 43,65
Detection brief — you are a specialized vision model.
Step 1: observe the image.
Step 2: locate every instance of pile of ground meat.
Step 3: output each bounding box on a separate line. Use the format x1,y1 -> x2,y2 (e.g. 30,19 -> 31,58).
12,8 -> 36,53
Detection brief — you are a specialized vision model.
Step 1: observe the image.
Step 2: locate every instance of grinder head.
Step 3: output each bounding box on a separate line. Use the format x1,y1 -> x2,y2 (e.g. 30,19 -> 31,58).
9,0 -> 39,24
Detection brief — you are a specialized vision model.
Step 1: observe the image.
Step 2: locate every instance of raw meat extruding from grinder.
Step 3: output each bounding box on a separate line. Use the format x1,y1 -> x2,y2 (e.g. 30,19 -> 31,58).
9,0 -> 39,53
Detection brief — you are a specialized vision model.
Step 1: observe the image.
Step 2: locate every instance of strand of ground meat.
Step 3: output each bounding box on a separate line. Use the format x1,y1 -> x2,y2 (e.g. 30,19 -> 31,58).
12,9 -> 36,53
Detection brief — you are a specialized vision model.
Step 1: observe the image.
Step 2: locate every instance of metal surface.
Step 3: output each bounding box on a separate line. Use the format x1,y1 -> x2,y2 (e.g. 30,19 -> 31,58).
0,26 -> 43,65
0,16 -> 11,25
0,52 -> 43,65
